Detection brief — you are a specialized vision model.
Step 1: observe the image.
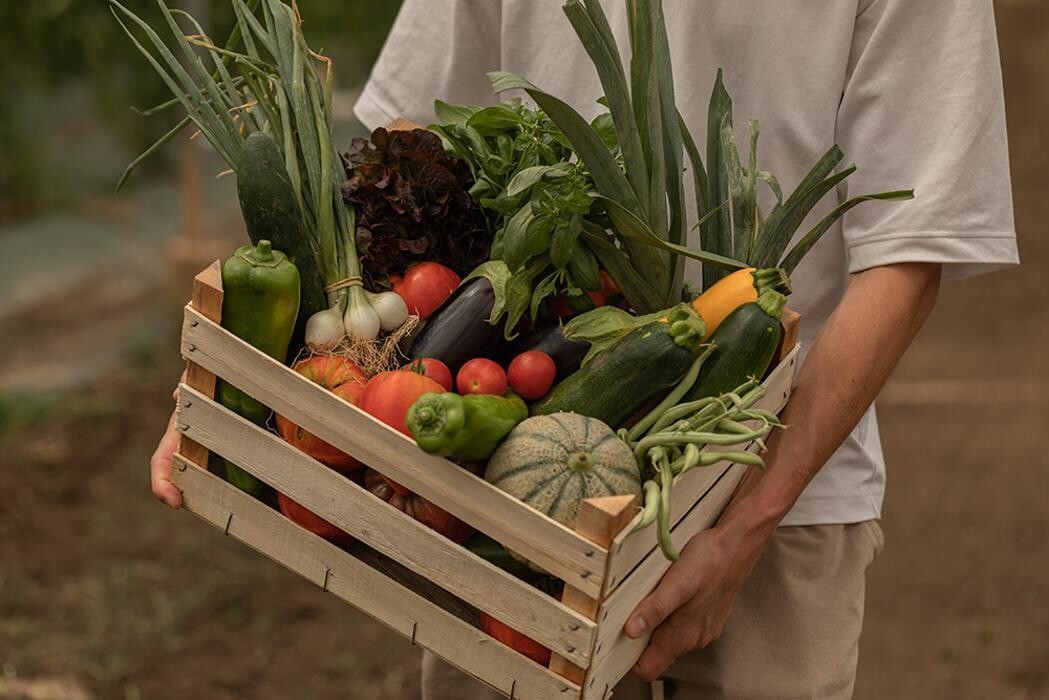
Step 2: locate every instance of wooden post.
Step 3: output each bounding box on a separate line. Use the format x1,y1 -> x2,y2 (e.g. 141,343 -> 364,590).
179,261 -> 223,469
550,495 -> 638,686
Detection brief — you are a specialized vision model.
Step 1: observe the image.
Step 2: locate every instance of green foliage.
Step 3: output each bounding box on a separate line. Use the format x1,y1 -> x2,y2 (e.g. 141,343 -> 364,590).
0,0 -> 402,219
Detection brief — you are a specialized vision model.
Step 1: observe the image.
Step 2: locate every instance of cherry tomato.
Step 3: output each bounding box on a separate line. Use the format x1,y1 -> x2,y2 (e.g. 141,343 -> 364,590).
393,262 -> 461,320
456,358 -> 507,396
507,351 -> 557,400
404,357 -> 453,391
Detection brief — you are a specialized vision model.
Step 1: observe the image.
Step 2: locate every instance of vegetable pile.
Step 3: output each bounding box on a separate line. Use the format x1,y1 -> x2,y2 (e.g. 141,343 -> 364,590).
118,0 -> 914,665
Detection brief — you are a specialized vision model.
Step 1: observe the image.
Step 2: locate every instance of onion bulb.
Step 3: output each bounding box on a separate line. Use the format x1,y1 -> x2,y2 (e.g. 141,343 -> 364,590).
365,290 -> 410,331
306,305 -> 346,351
344,287 -> 381,341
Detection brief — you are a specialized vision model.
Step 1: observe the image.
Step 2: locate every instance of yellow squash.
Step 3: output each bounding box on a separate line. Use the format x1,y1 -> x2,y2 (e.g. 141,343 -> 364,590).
692,268 -> 790,337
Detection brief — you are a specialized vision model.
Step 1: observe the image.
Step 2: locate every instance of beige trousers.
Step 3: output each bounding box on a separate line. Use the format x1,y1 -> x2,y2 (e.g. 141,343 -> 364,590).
422,520 -> 884,700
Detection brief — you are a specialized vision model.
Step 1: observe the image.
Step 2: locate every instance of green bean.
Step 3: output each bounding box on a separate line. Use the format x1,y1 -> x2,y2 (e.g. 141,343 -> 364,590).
649,397 -> 720,434
717,418 -> 756,434
670,443 -> 701,475
633,480 -> 661,531
696,450 -> 766,468
657,460 -> 679,561
627,346 -> 715,442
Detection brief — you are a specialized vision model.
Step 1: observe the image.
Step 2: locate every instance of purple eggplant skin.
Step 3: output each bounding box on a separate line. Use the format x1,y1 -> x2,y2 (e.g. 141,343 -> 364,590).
402,277 -> 502,373
500,324 -> 590,381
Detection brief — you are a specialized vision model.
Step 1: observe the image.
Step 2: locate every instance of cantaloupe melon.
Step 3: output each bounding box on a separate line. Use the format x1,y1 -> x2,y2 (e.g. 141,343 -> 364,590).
485,412 -> 641,529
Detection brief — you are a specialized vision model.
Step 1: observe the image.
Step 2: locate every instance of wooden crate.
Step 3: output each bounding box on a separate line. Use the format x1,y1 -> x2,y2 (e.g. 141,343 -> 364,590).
172,263 -> 801,699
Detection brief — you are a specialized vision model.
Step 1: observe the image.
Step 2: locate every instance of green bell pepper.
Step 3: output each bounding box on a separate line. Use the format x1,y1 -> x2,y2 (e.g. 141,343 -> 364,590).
407,392 -> 528,462
217,240 -> 300,499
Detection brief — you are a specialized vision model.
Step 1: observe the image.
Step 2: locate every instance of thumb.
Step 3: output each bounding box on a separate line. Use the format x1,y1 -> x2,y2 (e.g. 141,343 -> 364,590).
624,564 -> 695,638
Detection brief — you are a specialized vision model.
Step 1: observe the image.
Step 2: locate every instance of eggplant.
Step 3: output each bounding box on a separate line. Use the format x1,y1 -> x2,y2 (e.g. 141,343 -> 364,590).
402,277 -> 502,372
501,324 -> 590,380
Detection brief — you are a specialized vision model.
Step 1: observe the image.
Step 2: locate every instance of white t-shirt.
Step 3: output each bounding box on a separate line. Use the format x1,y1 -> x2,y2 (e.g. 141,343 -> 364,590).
355,0 -> 1019,526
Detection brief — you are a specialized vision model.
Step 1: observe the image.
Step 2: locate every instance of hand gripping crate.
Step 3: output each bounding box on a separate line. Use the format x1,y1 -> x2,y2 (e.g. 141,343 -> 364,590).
172,262 -> 800,699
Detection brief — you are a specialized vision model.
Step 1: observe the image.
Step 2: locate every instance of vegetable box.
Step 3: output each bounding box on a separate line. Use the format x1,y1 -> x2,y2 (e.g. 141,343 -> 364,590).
173,262 -> 801,700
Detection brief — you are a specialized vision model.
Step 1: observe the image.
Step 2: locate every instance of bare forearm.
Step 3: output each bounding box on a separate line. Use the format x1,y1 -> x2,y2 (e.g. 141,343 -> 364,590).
719,262 -> 942,542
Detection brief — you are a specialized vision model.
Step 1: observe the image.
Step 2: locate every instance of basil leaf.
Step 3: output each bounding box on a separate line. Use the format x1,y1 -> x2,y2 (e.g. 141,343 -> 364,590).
501,206 -> 537,271
550,214 -> 584,268
506,164 -> 571,198
568,241 -> 602,291
434,100 -> 479,126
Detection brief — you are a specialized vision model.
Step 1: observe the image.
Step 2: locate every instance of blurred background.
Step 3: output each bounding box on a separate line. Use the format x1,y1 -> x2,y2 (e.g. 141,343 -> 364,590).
0,1 -> 1045,698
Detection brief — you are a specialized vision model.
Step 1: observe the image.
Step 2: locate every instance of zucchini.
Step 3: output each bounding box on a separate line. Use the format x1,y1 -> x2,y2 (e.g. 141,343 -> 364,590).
532,304 -> 705,428
683,289 -> 786,401
237,131 -> 326,347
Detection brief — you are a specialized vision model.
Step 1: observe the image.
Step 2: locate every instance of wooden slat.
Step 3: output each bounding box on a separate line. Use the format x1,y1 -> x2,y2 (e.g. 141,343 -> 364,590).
171,461 -> 578,700
180,305 -> 607,597
582,465 -> 747,699
176,385 -> 595,666
779,308 -> 801,364
179,261 -> 222,468
549,496 -> 637,685
599,344 -> 800,597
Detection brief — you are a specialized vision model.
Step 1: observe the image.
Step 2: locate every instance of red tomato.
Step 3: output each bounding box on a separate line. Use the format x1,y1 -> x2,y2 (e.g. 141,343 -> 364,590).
507,351 -> 557,400
278,492 -> 354,546
479,613 -> 552,665
393,262 -> 461,320
360,370 -> 447,495
456,358 -> 507,396
404,357 -> 453,391
360,370 -> 446,435
276,356 -> 368,472
363,469 -> 475,543
598,269 -> 620,299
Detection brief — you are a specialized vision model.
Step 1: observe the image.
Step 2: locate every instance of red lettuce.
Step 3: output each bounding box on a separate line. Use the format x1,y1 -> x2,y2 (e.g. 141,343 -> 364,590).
341,128 -> 491,289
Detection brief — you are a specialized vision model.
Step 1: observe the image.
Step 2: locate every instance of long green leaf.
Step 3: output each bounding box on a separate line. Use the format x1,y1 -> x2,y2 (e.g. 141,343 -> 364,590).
780,190 -> 915,274
744,120 -> 760,261
679,110 -> 708,219
116,115 -> 191,193
753,145 -> 845,266
752,164 -> 855,269
600,196 -> 748,273
110,4 -> 239,166
156,0 -> 244,158
564,0 -> 648,214
581,221 -> 664,312
644,72 -> 670,294
650,0 -> 686,302
701,70 -> 733,289
626,0 -> 652,171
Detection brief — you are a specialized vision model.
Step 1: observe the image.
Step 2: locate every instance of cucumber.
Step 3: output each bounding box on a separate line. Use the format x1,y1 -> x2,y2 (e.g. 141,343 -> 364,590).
532,304 -> 705,428
237,131 -> 326,346
683,290 -> 786,401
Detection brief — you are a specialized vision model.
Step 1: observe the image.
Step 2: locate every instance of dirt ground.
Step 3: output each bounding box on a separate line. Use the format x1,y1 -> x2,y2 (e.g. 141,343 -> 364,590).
1,2 -> 1046,699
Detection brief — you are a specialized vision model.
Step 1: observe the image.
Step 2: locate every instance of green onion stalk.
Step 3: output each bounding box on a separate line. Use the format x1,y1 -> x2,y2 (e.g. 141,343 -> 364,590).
112,0 -> 406,350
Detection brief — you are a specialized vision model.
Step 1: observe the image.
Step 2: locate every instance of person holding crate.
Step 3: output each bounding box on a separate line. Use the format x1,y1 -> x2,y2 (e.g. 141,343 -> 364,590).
151,0 -> 1017,697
